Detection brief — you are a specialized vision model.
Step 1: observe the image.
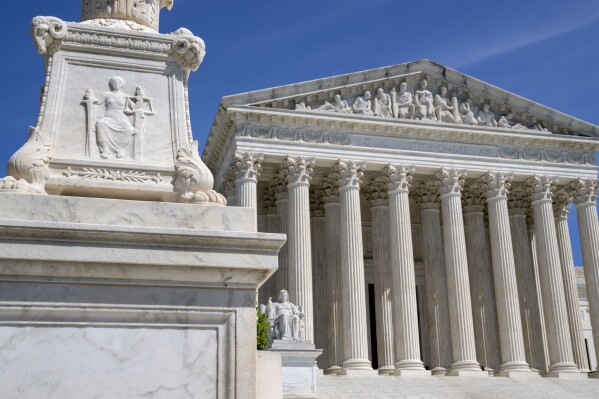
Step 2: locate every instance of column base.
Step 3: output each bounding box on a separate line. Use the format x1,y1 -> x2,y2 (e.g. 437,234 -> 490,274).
338,369 -> 379,377
431,367 -> 449,376
544,371 -> 586,379
377,366 -> 396,375
448,360 -> 486,376
496,370 -> 538,378
446,369 -> 488,377
392,369 -> 431,376
324,366 -> 342,375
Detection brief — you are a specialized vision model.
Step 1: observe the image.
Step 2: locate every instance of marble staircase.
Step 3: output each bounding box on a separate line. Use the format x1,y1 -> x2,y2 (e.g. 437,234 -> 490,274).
316,373 -> 599,399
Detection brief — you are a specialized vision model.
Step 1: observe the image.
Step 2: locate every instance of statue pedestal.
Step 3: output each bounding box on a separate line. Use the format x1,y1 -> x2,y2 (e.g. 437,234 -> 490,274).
271,340 -> 323,399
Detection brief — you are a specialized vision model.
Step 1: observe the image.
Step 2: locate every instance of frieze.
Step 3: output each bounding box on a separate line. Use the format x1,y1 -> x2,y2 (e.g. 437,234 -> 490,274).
64,28 -> 172,54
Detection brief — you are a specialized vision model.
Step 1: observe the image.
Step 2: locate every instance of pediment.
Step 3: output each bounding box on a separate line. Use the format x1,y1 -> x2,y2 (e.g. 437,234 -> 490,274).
221,60 -> 598,138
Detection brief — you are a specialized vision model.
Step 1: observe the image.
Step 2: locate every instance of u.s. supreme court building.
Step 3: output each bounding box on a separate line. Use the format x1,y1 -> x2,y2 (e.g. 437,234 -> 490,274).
202,60 -> 599,377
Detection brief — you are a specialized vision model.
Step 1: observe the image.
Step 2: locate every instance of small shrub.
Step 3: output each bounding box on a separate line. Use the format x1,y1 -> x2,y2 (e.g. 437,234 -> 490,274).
257,308 -> 271,350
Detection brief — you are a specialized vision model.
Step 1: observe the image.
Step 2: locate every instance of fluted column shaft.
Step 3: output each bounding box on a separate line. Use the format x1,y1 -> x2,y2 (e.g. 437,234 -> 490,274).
419,202 -> 453,374
370,202 -> 395,374
553,193 -> 590,372
323,197 -> 343,374
259,210 -> 279,304
337,161 -> 373,372
463,206 -> 501,371
527,176 -> 578,375
437,169 -> 482,374
275,195 -> 289,296
311,213 -> 326,367
508,208 -> 548,373
384,165 -> 426,374
482,173 -> 529,374
570,178 -> 599,372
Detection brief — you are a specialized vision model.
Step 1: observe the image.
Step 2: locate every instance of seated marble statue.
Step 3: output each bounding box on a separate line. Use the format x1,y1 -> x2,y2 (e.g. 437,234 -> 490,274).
352,91 -> 374,115
317,94 -> 352,113
459,101 -> 479,125
391,83 -> 415,119
414,79 -> 435,120
477,103 -> 497,127
373,88 -> 393,118
96,76 -> 137,159
295,102 -> 311,111
434,86 -> 457,123
532,120 -> 549,132
498,112 -> 526,129
264,289 -> 305,341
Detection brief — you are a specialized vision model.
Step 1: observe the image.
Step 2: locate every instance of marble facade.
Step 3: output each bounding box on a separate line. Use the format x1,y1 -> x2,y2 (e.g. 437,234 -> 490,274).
203,60 -> 599,379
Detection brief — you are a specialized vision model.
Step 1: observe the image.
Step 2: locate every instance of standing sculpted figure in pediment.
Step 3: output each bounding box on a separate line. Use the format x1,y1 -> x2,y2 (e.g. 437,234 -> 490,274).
414,79 -> 435,120
373,88 -> 393,118
390,82 -> 415,119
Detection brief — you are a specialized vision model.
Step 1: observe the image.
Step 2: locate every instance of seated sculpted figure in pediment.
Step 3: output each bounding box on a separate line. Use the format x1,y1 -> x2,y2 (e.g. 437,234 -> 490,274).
352,91 -> 374,115
434,86 -> 458,123
390,82 -> 415,119
317,94 -> 352,113
459,100 -> 479,125
477,103 -> 498,127
264,289 -> 305,341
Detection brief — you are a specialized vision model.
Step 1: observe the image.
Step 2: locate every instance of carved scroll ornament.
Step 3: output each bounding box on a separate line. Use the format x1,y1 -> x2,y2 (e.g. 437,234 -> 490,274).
171,28 -> 206,72
30,16 -> 67,54
175,141 -> 226,205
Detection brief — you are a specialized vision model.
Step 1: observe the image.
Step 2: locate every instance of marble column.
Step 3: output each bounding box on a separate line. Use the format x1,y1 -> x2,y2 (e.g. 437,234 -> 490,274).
553,190 -> 591,372
284,156 -> 315,343
322,176 -> 343,374
508,186 -> 549,373
568,178 -> 599,373
234,153 -> 263,209
259,186 -> 279,305
336,160 -> 375,374
525,175 -> 579,377
413,180 -> 453,375
383,165 -> 428,375
480,172 -> 530,375
365,179 -> 395,374
436,169 -> 484,376
273,169 -> 290,298
462,182 -> 501,373
310,186 -> 327,368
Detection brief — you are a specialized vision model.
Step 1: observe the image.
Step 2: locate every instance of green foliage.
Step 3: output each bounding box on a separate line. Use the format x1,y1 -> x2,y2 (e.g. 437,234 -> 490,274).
257,308 -> 271,351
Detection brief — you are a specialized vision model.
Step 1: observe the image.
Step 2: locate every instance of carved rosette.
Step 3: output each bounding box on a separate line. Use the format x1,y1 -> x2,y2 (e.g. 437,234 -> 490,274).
383,164 -> 415,193
435,168 -> 467,196
175,141 -> 225,205
462,180 -> 486,213
552,190 -> 573,219
81,0 -> 174,31
524,175 -> 558,203
480,172 -> 512,199
0,127 -> 52,195
283,156 -> 315,187
412,179 -> 442,211
507,184 -> 530,215
336,160 -> 366,189
171,28 -> 206,72
365,177 -> 389,207
567,178 -> 599,206
30,16 -> 68,54
234,152 -> 263,183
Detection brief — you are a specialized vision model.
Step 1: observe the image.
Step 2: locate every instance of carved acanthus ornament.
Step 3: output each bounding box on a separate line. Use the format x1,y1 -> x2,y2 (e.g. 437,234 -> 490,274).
30,16 -> 68,54
412,179 -> 442,210
435,168 -> 467,196
272,168 -> 290,202
507,184 -> 530,215
480,172 -> 512,199
310,186 -> 325,217
64,167 -> 163,184
462,181 -> 486,213
81,0 -> 174,32
321,171 -> 340,204
234,152 -> 263,182
219,164 -> 236,199
365,178 -> 389,207
0,127 -> 52,195
336,160 -> 366,189
382,164 -> 415,193
567,178 -> 599,206
175,141 -> 225,205
283,156 -> 315,186
552,190 -> 573,219
524,175 -> 558,203
263,184 -> 278,214
171,28 -> 206,72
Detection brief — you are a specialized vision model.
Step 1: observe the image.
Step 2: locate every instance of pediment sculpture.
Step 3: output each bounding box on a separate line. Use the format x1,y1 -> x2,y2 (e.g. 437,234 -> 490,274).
295,78 -> 551,133
261,289 -> 305,342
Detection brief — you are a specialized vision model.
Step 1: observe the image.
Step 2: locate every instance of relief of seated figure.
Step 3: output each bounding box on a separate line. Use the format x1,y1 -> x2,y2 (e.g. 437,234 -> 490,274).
477,103 -> 498,127
391,82 -> 415,119
95,76 -> 137,159
295,102 -> 311,111
498,112 -> 527,129
414,79 -> 435,120
352,91 -> 374,115
434,86 -> 457,123
264,289 -> 305,341
317,94 -> 352,113
373,88 -> 393,118
459,101 -> 479,125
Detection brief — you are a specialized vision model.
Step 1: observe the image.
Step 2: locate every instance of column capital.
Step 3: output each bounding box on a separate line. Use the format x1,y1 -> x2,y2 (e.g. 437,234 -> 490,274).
507,184 -> 530,215
365,177 -> 389,207
283,156 -> 315,187
552,190 -> 573,220
462,180 -> 486,213
567,178 -> 599,206
234,152 -> 263,183
220,163 -> 236,198
382,164 -> 415,193
435,168 -> 467,197
321,170 -> 340,204
272,167 -> 289,202
524,175 -> 558,203
480,171 -> 513,200
263,183 -> 278,215
310,186 -> 325,217
336,160 -> 366,190
412,178 -> 441,210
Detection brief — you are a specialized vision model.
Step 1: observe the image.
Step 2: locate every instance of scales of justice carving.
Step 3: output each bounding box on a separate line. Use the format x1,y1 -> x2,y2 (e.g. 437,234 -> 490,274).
296,79 -> 550,133
82,76 -> 155,161
261,289 -> 306,342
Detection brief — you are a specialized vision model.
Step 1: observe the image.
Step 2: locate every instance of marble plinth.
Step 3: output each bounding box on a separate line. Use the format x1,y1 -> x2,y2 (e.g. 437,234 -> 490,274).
271,340 -> 323,399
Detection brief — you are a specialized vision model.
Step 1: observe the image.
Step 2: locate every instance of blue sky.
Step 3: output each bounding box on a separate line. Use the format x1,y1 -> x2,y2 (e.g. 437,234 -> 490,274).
1,0 -> 598,264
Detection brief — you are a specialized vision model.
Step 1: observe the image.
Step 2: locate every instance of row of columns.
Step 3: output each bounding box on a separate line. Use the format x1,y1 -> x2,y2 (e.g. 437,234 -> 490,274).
229,152 -> 599,377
